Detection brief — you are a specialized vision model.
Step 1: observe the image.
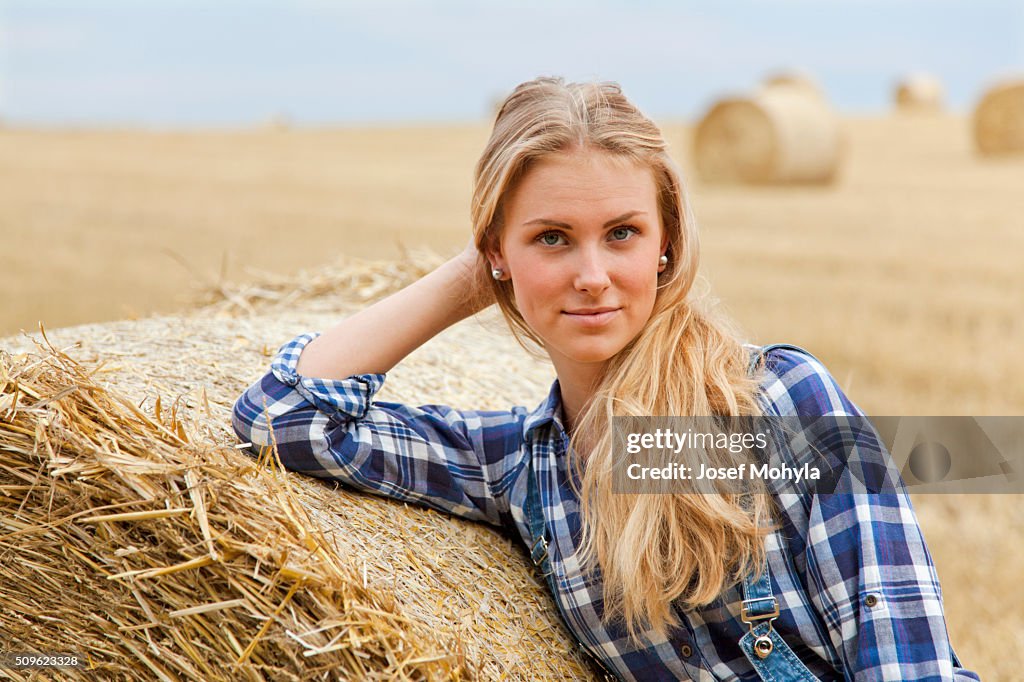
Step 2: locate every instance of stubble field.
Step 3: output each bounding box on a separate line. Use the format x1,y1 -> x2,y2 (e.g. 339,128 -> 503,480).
2,114 -> 1022,678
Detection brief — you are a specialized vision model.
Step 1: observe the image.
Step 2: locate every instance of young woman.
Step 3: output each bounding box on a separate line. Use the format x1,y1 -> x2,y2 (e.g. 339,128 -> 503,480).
233,77 -> 977,681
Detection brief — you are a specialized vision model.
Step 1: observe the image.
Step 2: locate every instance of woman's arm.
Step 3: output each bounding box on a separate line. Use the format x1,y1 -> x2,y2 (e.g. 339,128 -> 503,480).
231,245 -> 529,530
295,243 -> 490,380
762,348 -> 979,680
232,332 -> 529,529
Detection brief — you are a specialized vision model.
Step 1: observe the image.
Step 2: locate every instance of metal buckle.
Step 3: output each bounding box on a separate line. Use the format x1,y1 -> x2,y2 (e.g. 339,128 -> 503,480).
741,597 -> 779,659
740,596 -> 779,623
530,534 -> 549,567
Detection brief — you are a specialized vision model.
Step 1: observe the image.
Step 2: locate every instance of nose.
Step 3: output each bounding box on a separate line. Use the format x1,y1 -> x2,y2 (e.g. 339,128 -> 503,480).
572,245 -> 612,295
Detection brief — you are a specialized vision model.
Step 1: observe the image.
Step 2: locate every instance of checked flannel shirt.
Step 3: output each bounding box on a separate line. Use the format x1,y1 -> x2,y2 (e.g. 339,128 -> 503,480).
232,332 -> 979,681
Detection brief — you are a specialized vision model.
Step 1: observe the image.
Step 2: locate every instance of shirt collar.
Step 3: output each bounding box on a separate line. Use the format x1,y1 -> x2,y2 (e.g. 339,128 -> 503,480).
523,378 -> 569,438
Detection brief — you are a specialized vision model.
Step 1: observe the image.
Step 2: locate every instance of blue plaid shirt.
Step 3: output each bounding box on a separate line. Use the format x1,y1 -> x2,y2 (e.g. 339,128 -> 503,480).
232,332 -> 977,681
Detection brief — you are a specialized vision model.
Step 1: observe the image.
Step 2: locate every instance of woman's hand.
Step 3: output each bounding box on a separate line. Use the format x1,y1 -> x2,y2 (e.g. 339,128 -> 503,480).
452,238 -> 497,317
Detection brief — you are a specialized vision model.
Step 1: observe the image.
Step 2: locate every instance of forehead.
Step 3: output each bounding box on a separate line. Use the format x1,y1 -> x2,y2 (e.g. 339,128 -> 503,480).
504,148 -> 659,221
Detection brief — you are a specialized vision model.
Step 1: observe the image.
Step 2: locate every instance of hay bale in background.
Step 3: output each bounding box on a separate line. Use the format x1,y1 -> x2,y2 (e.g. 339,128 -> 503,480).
973,79 -> 1024,155
894,73 -> 945,112
693,84 -> 843,185
262,113 -> 293,132
0,258 -> 600,680
761,70 -> 824,100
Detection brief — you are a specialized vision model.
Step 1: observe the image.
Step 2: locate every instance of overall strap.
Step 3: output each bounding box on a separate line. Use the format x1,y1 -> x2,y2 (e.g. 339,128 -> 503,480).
522,450 -> 619,680
740,343 -> 826,680
523,452 -> 553,577
739,558 -> 821,680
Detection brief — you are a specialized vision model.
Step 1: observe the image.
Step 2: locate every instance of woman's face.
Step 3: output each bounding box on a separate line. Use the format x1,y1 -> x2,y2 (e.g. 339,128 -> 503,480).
490,147 -> 667,379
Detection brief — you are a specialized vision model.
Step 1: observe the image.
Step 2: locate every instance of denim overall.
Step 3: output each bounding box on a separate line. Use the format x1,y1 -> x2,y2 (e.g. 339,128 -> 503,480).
735,343 -> 823,681
521,343 -> 823,681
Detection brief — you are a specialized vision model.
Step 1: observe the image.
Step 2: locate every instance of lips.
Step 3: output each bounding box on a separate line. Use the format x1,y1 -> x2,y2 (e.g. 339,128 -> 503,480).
564,307 -> 620,315
562,307 -> 621,326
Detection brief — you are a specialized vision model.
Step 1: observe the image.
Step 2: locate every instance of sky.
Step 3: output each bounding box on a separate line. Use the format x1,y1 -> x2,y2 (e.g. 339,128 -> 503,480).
1,0 -> 1022,127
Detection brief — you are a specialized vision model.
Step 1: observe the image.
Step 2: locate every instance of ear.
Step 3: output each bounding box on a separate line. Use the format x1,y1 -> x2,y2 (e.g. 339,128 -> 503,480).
485,243 -> 509,279
656,229 -> 672,274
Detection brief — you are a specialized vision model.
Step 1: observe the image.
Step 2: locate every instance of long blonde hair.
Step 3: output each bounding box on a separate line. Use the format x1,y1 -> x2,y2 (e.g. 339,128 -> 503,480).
471,76 -> 777,646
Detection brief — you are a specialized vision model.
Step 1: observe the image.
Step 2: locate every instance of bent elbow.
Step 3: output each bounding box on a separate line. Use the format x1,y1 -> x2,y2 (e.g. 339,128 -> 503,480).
231,380 -> 274,458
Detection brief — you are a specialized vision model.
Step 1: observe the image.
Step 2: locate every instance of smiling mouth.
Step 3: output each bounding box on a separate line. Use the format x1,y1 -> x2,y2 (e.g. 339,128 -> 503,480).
562,308 -> 621,324
563,307 -> 620,315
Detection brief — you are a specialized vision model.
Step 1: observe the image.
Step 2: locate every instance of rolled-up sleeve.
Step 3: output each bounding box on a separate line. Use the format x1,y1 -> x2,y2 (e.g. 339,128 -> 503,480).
232,332 -> 527,530
763,347 -> 979,681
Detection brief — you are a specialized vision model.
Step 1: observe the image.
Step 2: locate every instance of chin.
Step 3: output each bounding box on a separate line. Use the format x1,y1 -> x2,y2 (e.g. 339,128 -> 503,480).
562,344 -> 624,365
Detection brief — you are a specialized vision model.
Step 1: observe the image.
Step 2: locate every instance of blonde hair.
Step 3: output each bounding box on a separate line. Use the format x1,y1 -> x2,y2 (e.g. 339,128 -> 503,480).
471,76 -> 777,646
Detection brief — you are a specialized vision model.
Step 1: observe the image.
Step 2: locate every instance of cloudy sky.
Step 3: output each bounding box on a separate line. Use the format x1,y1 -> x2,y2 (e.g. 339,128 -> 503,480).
1,0 -> 1022,126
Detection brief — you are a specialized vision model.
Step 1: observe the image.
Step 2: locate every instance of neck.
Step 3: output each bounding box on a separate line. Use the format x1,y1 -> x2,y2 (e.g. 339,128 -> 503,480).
554,363 -> 603,437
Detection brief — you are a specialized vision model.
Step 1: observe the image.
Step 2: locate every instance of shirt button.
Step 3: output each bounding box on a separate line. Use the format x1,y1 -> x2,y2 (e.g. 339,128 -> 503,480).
864,593 -> 879,608
680,643 -> 693,658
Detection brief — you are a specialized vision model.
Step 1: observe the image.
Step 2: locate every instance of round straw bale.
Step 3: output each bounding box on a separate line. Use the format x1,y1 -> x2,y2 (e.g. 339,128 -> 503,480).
262,113 -> 292,132
0,256 -> 602,681
972,79 -> 1024,155
894,73 -> 945,112
761,70 -> 824,100
694,87 -> 842,184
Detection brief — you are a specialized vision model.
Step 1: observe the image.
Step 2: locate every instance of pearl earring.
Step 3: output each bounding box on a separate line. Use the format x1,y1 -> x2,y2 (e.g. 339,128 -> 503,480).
491,268 -> 503,280
658,255 -> 668,267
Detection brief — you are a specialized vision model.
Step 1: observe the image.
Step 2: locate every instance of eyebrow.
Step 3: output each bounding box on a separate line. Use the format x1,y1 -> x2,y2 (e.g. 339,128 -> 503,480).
522,210 -> 647,230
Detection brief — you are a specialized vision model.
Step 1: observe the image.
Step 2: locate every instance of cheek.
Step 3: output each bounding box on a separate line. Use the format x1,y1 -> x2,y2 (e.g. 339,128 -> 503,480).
624,264 -> 658,293
625,269 -> 660,315
511,270 -> 565,325
512,264 -> 561,298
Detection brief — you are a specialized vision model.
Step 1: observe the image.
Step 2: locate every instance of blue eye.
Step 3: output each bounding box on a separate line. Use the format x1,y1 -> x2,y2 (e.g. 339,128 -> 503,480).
611,226 -> 639,241
537,232 -> 565,246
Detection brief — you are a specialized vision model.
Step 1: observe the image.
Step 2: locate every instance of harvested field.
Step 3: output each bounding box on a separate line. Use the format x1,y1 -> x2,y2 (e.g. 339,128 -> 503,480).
2,114 -> 1024,679
4,115 -> 1020,415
